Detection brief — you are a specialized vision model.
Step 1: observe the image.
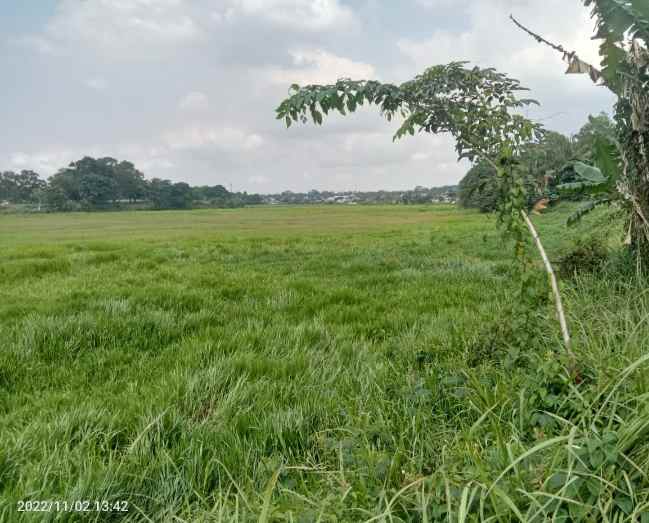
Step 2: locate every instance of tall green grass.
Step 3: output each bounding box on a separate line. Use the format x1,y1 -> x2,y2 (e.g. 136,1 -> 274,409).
0,205 -> 647,521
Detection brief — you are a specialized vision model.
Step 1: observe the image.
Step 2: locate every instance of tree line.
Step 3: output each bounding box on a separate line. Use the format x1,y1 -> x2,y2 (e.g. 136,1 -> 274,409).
0,156 -> 262,211
458,113 -> 615,212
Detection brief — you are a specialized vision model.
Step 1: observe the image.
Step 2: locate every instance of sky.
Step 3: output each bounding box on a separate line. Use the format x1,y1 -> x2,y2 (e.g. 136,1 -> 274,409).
0,0 -> 616,192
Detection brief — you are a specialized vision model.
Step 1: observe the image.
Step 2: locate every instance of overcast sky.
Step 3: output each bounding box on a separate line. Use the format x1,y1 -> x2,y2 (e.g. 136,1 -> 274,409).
1,0 -> 616,192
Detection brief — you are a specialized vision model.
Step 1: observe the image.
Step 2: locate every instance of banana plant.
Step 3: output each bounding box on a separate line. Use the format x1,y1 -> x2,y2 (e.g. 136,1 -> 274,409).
554,135 -> 621,226
513,0 -> 649,263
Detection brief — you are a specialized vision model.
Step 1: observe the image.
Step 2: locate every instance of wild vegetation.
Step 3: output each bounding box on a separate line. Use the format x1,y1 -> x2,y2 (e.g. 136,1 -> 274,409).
513,0 -> 649,264
457,114 -> 615,213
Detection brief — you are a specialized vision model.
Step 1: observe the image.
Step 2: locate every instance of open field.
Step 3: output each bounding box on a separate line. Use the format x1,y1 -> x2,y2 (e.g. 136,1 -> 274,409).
1,205 -> 648,521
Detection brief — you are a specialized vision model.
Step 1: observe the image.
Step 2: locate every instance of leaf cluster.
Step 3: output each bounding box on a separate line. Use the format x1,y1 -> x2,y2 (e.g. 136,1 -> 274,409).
276,62 -> 543,165
585,0 -> 649,92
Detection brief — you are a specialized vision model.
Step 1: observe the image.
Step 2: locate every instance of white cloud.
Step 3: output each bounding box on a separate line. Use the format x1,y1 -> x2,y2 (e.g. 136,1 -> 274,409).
178,91 -> 209,111
269,49 -> 376,86
25,0 -> 204,59
397,1 -> 601,81
9,151 -> 77,176
139,157 -> 175,170
415,0 -> 470,7
248,175 -> 270,185
212,7 -> 236,23
85,77 -> 108,91
164,125 -> 264,151
233,0 -> 355,31
411,152 -> 431,161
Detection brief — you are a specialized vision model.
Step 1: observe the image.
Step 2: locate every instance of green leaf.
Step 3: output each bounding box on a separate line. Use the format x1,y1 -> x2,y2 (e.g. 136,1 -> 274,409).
573,161 -> 607,184
592,135 -> 620,186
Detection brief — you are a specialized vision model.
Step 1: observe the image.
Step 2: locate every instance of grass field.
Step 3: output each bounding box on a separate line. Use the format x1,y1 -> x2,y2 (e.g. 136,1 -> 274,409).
1,205 -> 648,521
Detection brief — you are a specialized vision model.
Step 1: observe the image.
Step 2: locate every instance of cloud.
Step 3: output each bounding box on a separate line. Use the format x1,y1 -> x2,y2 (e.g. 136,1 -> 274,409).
397,1 -> 601,79
24,0 -> 205,60
164,125 -> 264,152
232,0 -> 356,31
248,175 -> 270,185
8,150 -> 78,176
2,0 -> 616,192
178,91 -> 209,111
411,152 -> 431,161
268,49 -> 376,86
85,77 -> 108,91
139,157 -> 175,170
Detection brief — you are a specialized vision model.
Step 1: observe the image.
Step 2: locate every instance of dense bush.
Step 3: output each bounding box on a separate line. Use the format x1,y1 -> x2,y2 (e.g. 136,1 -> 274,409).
559,236 -> 609,278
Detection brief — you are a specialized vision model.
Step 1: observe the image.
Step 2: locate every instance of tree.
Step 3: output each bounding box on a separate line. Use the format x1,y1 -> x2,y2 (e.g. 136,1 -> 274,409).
15,170 -> 46,202
47,157 -> 119,208
277,62 -> 574,356
114,161 -> 146,202
572,112 -> 616,160
148,179 -> 193,209
512,1 -> 649,265
48,166 -> 82,204
79,173 -> 117,207
44,156 -> 148,210
0,170 -> 46,203
459,130 -> 575,212
459,161 -> 499,212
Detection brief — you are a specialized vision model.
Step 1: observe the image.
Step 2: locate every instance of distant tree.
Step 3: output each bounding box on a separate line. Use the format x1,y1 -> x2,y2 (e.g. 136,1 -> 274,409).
0,170 -> 46,203
47,167 -> 82,205
458,129 -> 575,212
148,179 -> 193,209
571,112 -> 616,160
15,170 -> 46,202
459,161 -> 499,212
168,182 -> 193,209
79,173 -> 118,207
191,184 -> 231,205
114,161 -> 146,202
44,184 -> 76,211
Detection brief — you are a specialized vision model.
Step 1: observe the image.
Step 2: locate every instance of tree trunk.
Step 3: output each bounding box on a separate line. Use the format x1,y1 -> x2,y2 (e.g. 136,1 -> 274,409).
626,125 -> 649,270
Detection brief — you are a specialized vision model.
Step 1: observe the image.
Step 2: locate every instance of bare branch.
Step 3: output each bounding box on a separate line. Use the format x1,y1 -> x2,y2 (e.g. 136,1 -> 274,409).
510,15 -> 606,89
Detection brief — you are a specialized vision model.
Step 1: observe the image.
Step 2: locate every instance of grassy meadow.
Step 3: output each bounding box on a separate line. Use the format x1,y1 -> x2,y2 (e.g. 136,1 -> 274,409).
1,205 -> 648,521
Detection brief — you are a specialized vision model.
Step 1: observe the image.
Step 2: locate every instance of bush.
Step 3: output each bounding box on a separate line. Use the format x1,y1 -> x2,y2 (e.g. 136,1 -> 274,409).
559,236 -> 609,278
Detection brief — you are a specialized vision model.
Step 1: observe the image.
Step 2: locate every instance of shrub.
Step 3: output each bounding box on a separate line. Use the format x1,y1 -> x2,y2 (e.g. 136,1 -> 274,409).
559,236 -> 608,278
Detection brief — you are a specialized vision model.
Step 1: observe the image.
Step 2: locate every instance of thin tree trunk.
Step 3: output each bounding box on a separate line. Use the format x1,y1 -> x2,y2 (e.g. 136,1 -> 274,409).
520,211 -> 575,362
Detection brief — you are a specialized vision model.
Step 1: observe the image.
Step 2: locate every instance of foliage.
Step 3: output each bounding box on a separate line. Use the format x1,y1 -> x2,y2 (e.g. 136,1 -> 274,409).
572,112 -> 617,160
47,157 -> 144,210
148,178 -> 193,210
558,235 -> 609,277
459,129 -> 577,212
0,170 -> 45,203
553,135 -> 622,226
584,0 -> 649,92
277,62 -> 542,164
518,1 -> 649,263
458,161 -> 499,212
